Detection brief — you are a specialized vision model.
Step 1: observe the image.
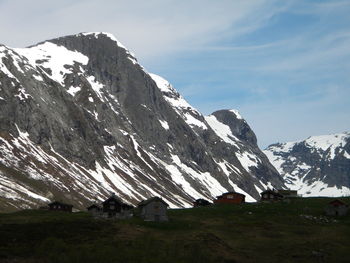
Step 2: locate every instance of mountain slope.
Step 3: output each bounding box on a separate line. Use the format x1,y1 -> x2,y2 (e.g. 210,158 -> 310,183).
0,32 -> 284,211
264,132 -> 350,197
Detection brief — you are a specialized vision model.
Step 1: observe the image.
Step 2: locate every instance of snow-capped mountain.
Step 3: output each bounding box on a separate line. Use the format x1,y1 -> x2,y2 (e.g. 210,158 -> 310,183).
264,132 -> 350,197
0,32 -> 284,211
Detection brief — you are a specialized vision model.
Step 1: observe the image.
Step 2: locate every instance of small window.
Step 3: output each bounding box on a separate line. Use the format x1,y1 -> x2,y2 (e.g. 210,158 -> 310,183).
227,195 -> 234,199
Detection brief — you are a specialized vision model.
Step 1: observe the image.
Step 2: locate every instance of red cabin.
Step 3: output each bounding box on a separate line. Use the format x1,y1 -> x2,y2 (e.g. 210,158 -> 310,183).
214,192 -> 245,204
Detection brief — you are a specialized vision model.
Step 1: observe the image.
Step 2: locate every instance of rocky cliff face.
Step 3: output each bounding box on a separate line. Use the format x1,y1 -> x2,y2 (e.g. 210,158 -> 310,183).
264,132 -> 350,197
0,32 -> 284,211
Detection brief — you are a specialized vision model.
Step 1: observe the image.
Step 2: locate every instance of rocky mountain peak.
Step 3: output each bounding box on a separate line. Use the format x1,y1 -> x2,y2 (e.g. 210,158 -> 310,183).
0,33 -> 284,211
208,109 -> 257,146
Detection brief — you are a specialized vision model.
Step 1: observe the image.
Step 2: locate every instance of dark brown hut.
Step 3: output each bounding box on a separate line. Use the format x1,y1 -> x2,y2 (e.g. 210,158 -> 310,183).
102,194 -> 133,218
193,198 -> 211,207
260,189 -> 283,202
138,197 -> 169,221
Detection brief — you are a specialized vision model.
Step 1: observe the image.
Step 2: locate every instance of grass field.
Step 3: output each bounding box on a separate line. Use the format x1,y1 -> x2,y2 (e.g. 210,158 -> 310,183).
0,197 -> 349,263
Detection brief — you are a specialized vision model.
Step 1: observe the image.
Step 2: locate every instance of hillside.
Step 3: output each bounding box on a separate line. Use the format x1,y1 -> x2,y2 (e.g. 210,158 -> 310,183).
264,132 -> 350,197
0,32 -> 284,211
0,197 -> 349,262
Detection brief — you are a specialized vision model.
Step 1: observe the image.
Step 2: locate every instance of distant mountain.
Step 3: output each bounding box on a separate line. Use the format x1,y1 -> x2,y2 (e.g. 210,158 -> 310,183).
0,32 -> 284,211
264,132 -> 350,197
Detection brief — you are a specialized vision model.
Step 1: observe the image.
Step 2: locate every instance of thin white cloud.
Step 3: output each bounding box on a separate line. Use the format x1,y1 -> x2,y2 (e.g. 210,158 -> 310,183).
0,0 -> 286,62
254,31 -> 350,73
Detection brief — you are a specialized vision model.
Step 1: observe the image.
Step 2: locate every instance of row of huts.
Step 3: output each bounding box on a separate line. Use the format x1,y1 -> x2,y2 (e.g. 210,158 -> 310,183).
193,188 -> 297,207
87,194 -> 169,221
44,194 -> 169,221
193,189 -> 348,216
43,189 -> 349,219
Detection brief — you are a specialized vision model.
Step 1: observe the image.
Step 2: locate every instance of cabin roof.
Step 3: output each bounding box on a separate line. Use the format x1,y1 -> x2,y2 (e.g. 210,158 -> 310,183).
260,190 -> 283,197
87,204 -> 101,210
329,199 -> 348,207
216,192 -> 245,199
138,197 -> 169,207
194,198 -> 210,202
102,194 -> 123,205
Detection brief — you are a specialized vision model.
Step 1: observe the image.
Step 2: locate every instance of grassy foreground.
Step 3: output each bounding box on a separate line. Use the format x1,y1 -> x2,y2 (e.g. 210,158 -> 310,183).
0,197 -> 349,263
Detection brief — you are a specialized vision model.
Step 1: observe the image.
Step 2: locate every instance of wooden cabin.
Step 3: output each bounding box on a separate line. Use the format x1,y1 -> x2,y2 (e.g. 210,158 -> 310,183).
277,189 -> 298,198
102,194 -> 133,218
214,192 -> 245,204
193,198 -> 211,207
48,201 -> 73,212
138,197 -> 169,221
325,200 -> 348,216
260,189 -> 283,202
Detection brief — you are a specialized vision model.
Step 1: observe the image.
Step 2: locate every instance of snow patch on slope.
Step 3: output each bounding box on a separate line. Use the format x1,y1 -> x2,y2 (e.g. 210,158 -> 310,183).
67,86 -> 81,96
0,46 -> 20,82
291,180 -> 350,197
305,133 -> 349,160
205,115 -> 239,147
164,154 -> 231,204
149,73 -> 208,130
15,42 -> 88,85
159,119 -> 169,130
229,109 -> 243,120
235,151 -> 260,173
86,76 -> 105,101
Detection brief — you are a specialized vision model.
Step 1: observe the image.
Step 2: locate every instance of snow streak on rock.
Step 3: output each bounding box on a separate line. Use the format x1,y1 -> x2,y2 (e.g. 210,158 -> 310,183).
150,73 -> 208,130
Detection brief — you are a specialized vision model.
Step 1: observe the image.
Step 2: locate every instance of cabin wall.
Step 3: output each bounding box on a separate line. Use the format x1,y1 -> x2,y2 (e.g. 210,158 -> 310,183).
215,198 -> 244,204
103,200 -> 122,215
141,201 -> 168,221
214,194 -> 245,204
325,205 -> 348,216
260,192 -> 282,201
88,207 -> 100,216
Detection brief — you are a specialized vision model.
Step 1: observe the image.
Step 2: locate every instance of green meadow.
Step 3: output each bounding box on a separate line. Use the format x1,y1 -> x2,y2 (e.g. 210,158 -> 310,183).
0,197 -> 349,263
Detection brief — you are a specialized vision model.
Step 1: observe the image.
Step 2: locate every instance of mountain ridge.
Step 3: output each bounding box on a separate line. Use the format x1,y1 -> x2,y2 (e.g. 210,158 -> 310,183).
0,32 -> 284,211
264,132 -> 350,197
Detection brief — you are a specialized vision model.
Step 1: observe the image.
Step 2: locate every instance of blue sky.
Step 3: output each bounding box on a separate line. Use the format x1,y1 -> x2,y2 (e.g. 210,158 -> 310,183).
1,0 -> 349,148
